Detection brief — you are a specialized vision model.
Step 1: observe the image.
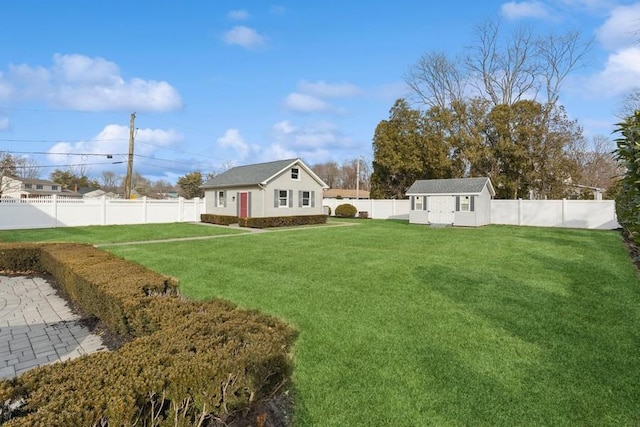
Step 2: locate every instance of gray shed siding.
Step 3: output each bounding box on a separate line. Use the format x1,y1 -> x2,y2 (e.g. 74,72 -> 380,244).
407,178 -> 493,227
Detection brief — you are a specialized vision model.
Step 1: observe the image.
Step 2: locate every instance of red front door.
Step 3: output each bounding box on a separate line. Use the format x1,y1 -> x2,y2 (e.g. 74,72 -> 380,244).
239,192 -> 249,218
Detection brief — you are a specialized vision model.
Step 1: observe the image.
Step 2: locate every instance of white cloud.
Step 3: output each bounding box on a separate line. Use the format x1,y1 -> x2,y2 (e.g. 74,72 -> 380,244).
228,9 -> 250,20
47,124 -> 182,171
283,93 -> 331,112
3,54 -> 182,112
217,128 -> 259,160
596,3 -> 640,51
271,120 -> 349,150
223,26 -> 266,49
587,46 -> 640,96
298,80 -> 362,98
0,117 -> 9,130
501,1 -> 550,19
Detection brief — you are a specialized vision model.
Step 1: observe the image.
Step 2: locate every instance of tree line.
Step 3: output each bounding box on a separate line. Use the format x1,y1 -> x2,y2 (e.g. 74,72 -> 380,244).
371,18 -> 620,200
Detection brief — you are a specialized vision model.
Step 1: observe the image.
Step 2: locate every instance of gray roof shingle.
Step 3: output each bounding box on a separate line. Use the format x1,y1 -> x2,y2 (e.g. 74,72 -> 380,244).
406,177 -> 493,195
201,158 -> 301,188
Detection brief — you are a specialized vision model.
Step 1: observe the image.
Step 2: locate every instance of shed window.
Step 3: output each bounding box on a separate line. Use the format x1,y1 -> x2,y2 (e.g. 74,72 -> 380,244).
217,191 -> 225,207
24,184 -> 32,189
36,184 -> 43,190
415,196 -> 423,210
291,167 -> 299,180
456,196 -> 474,212
51,185 -> 59,191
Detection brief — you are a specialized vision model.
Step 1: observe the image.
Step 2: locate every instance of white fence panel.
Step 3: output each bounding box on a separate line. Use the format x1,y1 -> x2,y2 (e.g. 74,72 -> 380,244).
322,199 -> 410,220
491,199 -> 619,230
0,196 -> 205,230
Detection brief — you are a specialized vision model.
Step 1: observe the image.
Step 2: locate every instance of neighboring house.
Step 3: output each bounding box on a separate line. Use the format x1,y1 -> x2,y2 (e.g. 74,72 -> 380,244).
201,158 -> 329,218
406,177 -> 495,227
323,189 -> 370,200
0,177 -> 82,199
82,189 -> 120,199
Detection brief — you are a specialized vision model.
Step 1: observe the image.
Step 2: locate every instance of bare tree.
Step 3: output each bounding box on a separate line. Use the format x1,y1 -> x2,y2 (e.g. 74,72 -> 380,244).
406,52 -> 466,109
619,88 -> 640,118
100,171 -> 122,193
406,18 -> 592,109
571,135 -> 622,192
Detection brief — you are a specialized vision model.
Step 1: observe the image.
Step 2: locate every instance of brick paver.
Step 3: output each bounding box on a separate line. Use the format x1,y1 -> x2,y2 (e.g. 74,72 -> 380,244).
0,275 -> 107,379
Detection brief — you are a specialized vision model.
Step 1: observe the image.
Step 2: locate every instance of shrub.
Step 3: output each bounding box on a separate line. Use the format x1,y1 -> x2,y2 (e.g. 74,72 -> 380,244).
335,203 -> 357,218
238,214 -> 327,228
200,213 -> 239,226
614,111 -> 640,244
0,243 -> 296,426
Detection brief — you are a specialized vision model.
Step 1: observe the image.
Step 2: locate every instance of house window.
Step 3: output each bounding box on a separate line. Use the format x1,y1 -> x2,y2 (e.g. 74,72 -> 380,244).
302,191 -> 310,207
24,184 -> 32,189
51,185 -> 58,191
291,167 -> 299,180
415,196 -> 423,210
36,184 -> 43,190
217,191 -> 225,207
278,190 -> 288,207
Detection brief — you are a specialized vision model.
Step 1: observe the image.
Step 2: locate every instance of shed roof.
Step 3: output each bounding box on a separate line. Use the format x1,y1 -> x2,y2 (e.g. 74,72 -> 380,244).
406,177 -> 495,196
201,158 -> 328,189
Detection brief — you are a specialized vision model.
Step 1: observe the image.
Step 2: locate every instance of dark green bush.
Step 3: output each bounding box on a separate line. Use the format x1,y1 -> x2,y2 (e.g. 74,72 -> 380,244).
335,203 -> 357,218
0,243 -> 296,426
238,215 -> 328,228
200,213 -> 239,226
614,111 -> 640,244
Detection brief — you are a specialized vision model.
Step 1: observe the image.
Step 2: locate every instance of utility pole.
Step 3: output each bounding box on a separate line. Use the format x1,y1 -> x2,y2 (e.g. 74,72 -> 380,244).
124,112 -> 135,199
356,157 -> 360,200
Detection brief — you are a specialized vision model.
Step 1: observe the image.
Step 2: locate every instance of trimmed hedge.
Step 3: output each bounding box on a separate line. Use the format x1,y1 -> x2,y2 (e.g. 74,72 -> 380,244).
0,243 -> 296,426
238,215 -> 328,229
200,214 -> 239,226
335,203 -> 357,218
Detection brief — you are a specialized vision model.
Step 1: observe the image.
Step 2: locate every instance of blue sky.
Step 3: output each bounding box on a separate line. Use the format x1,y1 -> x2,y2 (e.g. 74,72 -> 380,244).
0,0 -> 639,183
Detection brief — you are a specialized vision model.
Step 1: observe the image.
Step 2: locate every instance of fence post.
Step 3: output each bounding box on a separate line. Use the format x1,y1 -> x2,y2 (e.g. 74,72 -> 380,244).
143,196 -> 148,223
101,195 -> 107,226
52,194 -> 58,228
178,197 -> 184,222
518,198 -> 522,226
562,199 -> 567,227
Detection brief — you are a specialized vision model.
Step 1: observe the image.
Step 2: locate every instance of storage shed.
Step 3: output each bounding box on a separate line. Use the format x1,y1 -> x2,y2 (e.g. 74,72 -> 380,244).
406,177 -> 495,227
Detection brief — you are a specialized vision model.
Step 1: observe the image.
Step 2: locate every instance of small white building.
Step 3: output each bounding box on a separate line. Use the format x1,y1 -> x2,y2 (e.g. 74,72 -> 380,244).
406,177 -> 495,227
201,158 -> 328,218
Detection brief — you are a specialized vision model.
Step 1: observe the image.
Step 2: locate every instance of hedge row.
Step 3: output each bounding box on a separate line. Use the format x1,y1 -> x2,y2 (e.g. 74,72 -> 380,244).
0,243 -> 296,426
200,214 -> 239,226
238,215 -> 328,228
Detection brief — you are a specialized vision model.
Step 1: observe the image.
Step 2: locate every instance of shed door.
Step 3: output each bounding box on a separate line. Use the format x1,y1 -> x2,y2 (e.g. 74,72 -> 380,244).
428,195 -> 455,224
239,192 -> 249,218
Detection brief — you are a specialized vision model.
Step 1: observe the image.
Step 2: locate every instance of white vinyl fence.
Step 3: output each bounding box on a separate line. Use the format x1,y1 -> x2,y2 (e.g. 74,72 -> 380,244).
0,195 -> 204,230
0,196 -> 619,230
323,198 -> 619,230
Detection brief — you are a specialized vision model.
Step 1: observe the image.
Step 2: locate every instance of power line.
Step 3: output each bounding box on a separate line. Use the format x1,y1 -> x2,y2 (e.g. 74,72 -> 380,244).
0,138 -> 127,143
4,150 -> 127,157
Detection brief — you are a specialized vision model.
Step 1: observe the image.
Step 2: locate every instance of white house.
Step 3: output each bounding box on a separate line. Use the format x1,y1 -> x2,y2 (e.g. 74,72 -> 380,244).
201,158 -> 329,218
0,177 -> 82,199
406,177 -> 495,226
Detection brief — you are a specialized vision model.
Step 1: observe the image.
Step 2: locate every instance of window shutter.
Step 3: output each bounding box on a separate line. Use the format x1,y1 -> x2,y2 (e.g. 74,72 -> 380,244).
455,196 -> 460,211
470,196 -> 475,212
311,191 -> 315,207
411,197 -> 415,210
422,196 -> 427,211
247,192 -> 252,217
236,192 -> 240,216
288,190 -> 293,207
298,190 -> 303,207
223,191 -> 227,207
274,189 -> 279,208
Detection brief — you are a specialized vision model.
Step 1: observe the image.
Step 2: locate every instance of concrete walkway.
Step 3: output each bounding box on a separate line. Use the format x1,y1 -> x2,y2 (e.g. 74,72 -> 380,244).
0,275 -> 106,380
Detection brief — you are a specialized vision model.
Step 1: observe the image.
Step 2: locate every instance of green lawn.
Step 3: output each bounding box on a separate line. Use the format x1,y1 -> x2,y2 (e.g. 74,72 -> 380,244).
5,221 -> 640,425
0,222 -> 246,244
